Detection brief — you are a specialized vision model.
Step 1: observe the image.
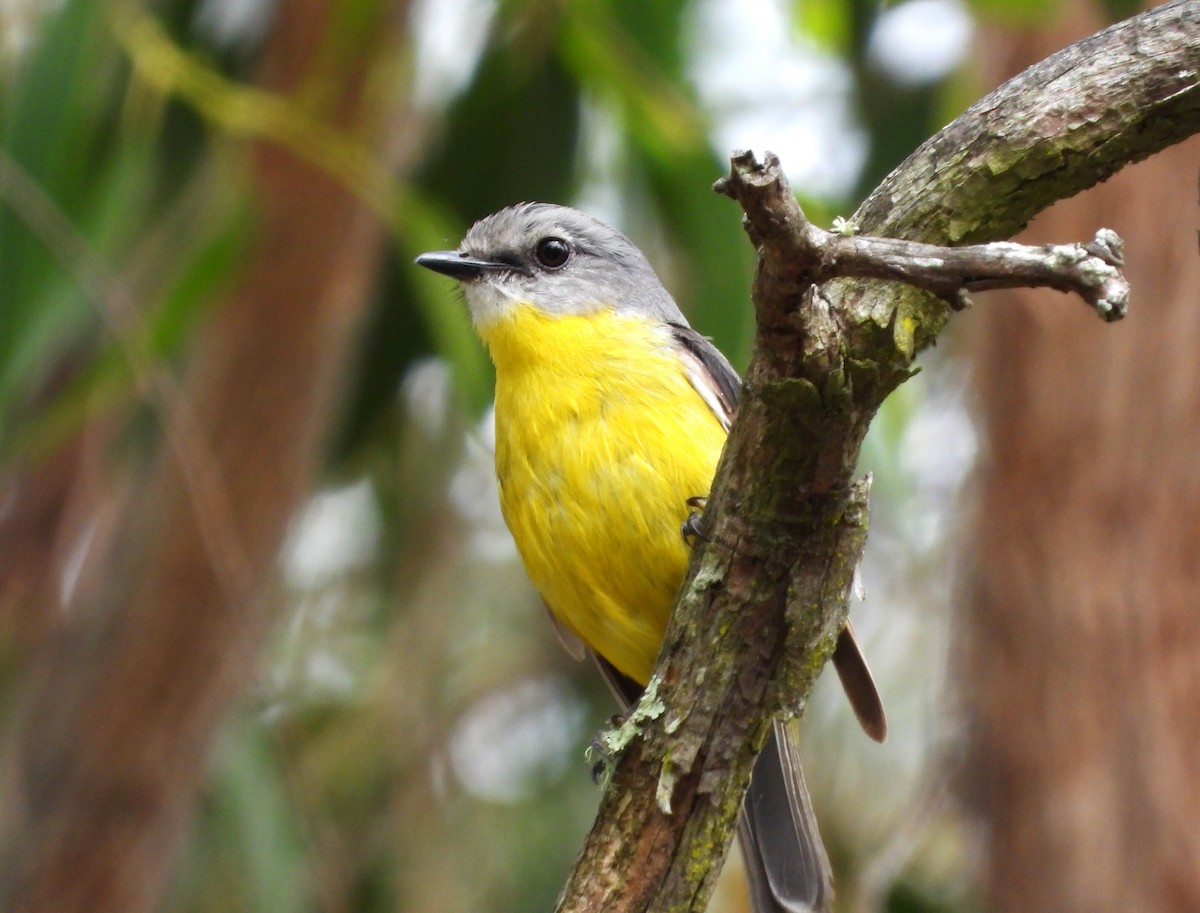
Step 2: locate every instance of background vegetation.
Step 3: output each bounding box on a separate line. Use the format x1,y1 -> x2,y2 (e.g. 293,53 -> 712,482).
0,1 -> 1193,912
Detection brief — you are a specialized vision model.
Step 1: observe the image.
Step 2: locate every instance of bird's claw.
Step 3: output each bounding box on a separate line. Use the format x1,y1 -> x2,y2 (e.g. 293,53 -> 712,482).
586,714 -> 625,784
680,496 -> 708,546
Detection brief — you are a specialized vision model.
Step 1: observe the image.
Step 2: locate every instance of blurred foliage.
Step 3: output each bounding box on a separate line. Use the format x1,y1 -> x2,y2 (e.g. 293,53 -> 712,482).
0,0 -> 1047,910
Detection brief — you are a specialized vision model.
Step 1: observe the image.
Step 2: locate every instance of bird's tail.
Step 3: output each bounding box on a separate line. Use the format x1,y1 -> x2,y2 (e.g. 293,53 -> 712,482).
738,719 -> 833,913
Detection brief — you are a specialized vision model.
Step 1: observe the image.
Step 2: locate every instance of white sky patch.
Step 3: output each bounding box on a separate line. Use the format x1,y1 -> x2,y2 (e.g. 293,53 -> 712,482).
448,677 -> 586,803
894,374 -> 979,555
0,0 -> 58,57
409,0 -> 497,111
687,0 -> 867,201
449,405 -> 519,563
282,479 -> 381,589
899,387 -> 978,494
573,95 -> 629,230
193,0 -> 278,47
282,589 -> 360,689
867,0 -> 973,88
402,357 -> 455,438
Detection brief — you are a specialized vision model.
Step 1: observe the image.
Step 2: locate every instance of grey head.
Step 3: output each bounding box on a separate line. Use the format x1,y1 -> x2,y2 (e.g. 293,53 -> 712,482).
415,203 -> 688,329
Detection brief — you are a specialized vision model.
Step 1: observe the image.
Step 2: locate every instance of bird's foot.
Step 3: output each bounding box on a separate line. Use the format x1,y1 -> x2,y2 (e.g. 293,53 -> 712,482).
680,496 -> 709,546
586,714 -> 626,784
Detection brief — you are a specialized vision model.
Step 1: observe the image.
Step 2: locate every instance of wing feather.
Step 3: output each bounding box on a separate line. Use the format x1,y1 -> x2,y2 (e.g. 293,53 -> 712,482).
668,323 -> 740,431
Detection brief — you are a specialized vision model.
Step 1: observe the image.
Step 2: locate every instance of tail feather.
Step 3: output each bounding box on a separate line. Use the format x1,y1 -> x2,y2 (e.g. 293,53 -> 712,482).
832,623 -> 888,743
738,719 -> 833,913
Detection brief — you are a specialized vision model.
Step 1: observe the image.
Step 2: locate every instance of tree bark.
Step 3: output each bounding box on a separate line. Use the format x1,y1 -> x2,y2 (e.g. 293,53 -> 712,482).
0,2 -> 406,912
965,3 -> 1200,911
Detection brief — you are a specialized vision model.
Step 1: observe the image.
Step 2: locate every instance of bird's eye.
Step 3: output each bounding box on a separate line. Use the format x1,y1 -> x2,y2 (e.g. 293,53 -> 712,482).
534,237 -> 571,269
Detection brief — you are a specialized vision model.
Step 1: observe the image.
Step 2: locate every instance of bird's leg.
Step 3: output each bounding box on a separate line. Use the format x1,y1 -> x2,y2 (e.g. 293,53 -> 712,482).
680,496 -> 709,546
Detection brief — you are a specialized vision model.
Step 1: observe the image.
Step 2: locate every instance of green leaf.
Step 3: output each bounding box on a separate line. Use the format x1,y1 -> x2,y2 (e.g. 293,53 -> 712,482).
558,0 -> 705,160
792,0 -> 853,53
0,0 -> 109,448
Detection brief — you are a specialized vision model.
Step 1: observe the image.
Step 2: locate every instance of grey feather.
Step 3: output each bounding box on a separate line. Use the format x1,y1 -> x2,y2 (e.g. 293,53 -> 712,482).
453,202 -> 690,326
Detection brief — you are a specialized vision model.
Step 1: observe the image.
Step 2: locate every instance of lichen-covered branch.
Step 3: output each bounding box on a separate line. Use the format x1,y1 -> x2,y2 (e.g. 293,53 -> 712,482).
844,0 -> 1199,359
718,158 -> 1129,321
556,3 -> 1200,913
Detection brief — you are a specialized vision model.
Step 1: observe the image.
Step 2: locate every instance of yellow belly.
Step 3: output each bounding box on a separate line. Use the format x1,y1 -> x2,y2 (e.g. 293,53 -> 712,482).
479,304 -> 726,685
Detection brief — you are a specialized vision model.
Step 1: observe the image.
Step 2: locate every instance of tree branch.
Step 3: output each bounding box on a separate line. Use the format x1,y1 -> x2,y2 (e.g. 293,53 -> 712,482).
719,158 -> 1129,320
555,3 -> 1199,913
843,0 -> 1199,359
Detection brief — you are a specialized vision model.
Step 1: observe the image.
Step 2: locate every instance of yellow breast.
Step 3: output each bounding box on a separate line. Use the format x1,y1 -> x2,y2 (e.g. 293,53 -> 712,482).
479,304 -> 726,684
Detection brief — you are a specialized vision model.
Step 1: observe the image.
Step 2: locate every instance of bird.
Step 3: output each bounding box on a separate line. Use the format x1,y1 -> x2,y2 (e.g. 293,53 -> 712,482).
417,202 -> 885,913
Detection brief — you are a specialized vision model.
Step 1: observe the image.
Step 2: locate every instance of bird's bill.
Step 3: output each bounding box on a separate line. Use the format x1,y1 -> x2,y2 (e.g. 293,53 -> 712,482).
415,250 -> 516,281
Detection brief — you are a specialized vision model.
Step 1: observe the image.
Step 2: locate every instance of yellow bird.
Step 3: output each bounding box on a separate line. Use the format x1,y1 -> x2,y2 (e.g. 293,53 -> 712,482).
418,203 -> 884,913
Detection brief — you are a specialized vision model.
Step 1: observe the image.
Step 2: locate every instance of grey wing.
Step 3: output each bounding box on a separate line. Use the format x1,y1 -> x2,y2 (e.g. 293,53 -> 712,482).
592,653 -> 643,711
545,601 -> 587,662
668,323 -> 740,431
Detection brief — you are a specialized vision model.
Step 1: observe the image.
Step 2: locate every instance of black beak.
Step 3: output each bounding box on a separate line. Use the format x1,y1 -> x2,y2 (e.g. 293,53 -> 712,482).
415,250 -> 515,281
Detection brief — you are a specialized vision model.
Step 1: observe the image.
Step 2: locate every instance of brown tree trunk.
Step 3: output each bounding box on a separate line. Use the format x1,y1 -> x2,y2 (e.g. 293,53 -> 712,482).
0,2 -> 407,912
965,4 -> 1200,911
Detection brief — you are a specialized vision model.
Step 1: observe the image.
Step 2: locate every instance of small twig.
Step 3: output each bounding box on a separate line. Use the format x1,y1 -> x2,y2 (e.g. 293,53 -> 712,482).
715,151 -> 1130,322
807,227 -> 1127,321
